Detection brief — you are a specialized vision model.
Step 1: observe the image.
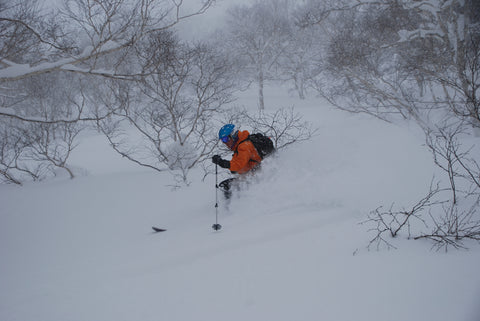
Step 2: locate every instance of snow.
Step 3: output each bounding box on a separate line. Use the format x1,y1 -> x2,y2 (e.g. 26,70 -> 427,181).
1,87 -> 480,321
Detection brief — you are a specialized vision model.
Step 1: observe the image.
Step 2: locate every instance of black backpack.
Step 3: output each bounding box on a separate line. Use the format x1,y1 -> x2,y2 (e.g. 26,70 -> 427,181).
247,133 -> 275,159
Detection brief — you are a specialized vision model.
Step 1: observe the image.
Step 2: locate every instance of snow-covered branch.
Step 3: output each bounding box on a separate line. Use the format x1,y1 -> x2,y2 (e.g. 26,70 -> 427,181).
0,0 -> 215,82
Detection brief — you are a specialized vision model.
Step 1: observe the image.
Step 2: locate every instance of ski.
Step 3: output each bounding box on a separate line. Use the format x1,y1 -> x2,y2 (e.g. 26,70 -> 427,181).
152,226 -> 167,232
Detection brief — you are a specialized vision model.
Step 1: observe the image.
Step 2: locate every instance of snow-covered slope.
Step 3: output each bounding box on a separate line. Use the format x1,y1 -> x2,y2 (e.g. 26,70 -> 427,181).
1,88 -> 479,321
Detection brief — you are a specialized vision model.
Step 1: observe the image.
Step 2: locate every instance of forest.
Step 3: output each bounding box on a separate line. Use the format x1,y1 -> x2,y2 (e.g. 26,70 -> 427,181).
1,0 -> 479,249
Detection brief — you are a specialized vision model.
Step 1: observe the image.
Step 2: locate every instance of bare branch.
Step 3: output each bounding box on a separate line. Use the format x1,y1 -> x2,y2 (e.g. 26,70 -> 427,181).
231,106 -> 318,150
361,180 -> 445,251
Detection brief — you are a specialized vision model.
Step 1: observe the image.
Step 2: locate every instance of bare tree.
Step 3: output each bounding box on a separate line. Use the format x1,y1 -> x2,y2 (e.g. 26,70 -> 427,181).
362,182 -> 443,250
219,105 -> 318,157
0,0 -> 71,64
223,0 -> 293,110
276,24 -> 326,100
0,72 -> 89,183
1,0 -> 215,119
362,123 -> 480,251
415,199 -> 480,251
0,119 -> 43,184
303,0 -> 479,131
229,106 -> 317,150
98,35 -> 236,184
0,0 -> 215,184
422,124 -> 480,250
296,0 -> 480,250
0,0 -> 215,79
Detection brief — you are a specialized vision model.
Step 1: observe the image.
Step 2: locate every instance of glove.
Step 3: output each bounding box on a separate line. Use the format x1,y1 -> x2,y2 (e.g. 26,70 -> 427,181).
212,155 -> 222,164
212,155 -> 230,169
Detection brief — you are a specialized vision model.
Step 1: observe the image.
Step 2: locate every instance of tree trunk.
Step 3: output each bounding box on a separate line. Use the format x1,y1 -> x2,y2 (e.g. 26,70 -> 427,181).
258,67 -> 265,110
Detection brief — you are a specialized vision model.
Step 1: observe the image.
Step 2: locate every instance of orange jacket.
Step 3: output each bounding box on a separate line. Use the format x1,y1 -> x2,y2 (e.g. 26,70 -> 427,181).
229,130 -> 262,174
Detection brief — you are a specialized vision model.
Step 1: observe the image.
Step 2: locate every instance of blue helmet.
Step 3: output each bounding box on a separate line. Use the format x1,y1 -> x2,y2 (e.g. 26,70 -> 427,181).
218,124 -> 236,140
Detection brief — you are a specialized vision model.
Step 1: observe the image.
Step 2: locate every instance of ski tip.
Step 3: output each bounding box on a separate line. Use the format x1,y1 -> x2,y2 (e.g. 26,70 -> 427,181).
152,226 -> 167,232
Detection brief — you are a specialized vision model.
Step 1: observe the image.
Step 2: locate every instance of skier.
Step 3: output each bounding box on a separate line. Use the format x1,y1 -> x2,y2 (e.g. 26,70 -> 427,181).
212,124 -> 262,199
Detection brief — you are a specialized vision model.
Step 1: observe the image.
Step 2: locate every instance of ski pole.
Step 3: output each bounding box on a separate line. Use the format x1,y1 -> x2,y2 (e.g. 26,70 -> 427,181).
212,163 -> 222,231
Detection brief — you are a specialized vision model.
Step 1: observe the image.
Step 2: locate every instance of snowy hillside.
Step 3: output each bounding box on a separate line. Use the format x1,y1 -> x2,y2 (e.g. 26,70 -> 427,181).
1,88 -> 480,321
